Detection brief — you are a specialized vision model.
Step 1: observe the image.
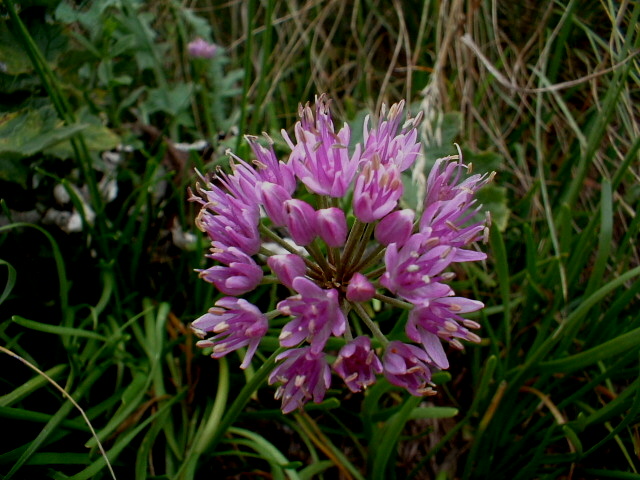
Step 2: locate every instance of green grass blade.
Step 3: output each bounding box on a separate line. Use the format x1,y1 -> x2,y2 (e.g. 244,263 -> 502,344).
0,259 -> 16,306
0,364 -> 67,408
371,395 -> 421,480
0,223 -> 69,323
11,316 -> 107,341
539,326 -> 640,373
489,221 -> 511,352
229,427 -> 301,480
4,363 -> 109,479
584,178 -> 613,298
70,389 -> 188,480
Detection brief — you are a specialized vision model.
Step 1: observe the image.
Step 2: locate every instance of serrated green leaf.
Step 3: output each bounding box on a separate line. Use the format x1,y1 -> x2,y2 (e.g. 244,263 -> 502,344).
0,23 -> 34,75
476,184 -> 510,231
45,120 -> 120,159
0,153 -> 30,187
0,108 -> 87,157
462,148 -> 503,175
423,111 -> 463,162
143,83 -> 193,117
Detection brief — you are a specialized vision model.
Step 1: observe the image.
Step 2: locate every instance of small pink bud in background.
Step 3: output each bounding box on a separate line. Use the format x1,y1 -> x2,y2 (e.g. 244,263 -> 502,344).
316,207 -> 348,247
187,38 -> 218,59
284,199 -> 318,246
267,254 -> 306,289
375,209 -> 415,246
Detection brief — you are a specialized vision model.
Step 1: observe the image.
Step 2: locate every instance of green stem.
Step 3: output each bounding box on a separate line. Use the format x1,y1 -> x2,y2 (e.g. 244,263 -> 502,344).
177,356 -> 229,479
206,347 -> 284,450
5,0 -> 109,255
196,62 -> 216,141
350,244 -> 386,275
307,239 -> 334,279
260,275 -> 281,285
259,224 -> 322,275
352,302 -> 388,347
366,265 -> 387,279
339,219 -> 367,278
374,293 -> 413,310
344,222 -> 376,275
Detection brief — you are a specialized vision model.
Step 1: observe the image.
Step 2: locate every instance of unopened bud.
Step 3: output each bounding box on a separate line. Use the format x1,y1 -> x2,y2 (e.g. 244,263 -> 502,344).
267,254 -> 306,289
316,207 -> 347,247
346,272 -> 376,302
375,209 -> 415,246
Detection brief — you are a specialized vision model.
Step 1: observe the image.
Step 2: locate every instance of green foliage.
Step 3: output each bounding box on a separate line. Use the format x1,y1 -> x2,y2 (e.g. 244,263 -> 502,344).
1,0 -> 639,478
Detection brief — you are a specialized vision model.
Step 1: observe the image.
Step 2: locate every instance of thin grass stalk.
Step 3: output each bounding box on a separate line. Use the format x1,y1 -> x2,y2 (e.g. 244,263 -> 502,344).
177,347 -> 284,479
557,1 -> 640,216
507,265 -> 640,388
250,0 -> 275,133
534,78 -> 568,301
236,0 -> 257,154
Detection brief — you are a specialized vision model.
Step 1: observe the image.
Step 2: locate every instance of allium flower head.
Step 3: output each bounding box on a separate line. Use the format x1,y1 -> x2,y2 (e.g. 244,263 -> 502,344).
190,94 -> 492,413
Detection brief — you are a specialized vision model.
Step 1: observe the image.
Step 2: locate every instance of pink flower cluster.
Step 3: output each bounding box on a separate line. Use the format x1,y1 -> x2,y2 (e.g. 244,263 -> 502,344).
190,94 -> 492,413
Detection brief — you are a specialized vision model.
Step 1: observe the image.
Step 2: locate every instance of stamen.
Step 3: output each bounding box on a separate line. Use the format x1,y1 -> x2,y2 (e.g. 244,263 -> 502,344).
295,375 -> 306,387
213,343 -> 228,353
467,332 -> 482,343
444,320 -> 458,332
213,321 -> 229,333
345,372 -> 358,383
463,320 -> 481,329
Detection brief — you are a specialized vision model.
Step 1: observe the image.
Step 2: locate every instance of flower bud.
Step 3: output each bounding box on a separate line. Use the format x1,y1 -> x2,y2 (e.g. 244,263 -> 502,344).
375,209 -> 415,246
199,246 -> 263,296
284,199 -> 318,246
267,254 -> 306,289
316,207 -> 348,247
260,182 -> 292,226
346,272 -> 375,302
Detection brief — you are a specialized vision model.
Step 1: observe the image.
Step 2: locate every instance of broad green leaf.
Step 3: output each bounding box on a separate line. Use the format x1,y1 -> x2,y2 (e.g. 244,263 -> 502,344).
0,153 -> 30,187
143,83 -> 194,117
45,123 -> 120,159
462,148 -> 503,175
422,111 -> 462,162
0,108 -> 85,157
477,184 -> 510,231
0,24 -> 33,75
